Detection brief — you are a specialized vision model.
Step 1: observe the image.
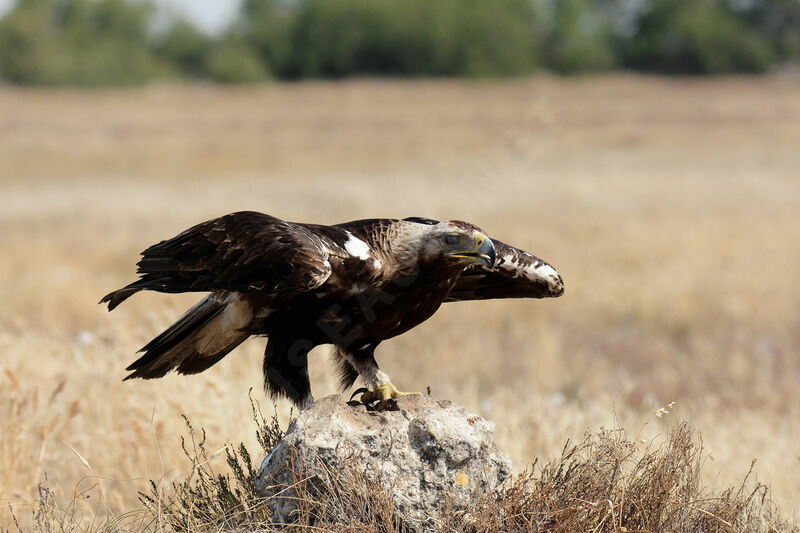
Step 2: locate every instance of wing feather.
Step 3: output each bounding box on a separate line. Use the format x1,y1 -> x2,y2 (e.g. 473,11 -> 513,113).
138,211 -> 332,292
445,240 -> 564,302
101,212 -> 332,309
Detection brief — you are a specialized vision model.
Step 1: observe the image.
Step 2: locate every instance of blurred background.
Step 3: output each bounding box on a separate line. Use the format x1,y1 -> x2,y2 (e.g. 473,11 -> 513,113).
1,0 -> 799,529
1,0 -> 799,83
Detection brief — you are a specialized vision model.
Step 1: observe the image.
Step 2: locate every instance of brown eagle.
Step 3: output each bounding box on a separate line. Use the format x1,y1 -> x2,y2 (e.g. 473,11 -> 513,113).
101,212 -> 564,409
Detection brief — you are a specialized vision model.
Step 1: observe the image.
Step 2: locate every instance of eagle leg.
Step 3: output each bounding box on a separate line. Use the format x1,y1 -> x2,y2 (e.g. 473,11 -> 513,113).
339,344 -> 422,409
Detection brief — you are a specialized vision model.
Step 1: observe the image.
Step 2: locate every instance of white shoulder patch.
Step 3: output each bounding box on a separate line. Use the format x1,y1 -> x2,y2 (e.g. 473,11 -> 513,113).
344,232 -> 371,260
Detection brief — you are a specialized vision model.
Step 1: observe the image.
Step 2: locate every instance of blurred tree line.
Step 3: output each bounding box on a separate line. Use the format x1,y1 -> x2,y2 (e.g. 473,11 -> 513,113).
0,0 -> 797,85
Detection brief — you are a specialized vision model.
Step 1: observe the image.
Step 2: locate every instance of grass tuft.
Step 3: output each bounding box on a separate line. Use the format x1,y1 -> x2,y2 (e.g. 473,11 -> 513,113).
32,412 -> 780,532
10,407 -> 795,532
470,422 -> 792,532
136,393 -> 282,531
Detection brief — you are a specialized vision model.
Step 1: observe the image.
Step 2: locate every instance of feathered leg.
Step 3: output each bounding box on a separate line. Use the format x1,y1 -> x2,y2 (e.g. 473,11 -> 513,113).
263,336 -> 315,409
330,346 -> 360,391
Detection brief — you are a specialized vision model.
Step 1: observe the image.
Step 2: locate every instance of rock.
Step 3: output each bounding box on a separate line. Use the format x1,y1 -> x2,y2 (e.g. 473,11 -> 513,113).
255,394 -> 511,531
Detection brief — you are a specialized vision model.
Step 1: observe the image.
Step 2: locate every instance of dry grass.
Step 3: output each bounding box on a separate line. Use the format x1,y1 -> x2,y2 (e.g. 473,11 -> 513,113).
1,75 -> 799,530
19,407 -> 794,532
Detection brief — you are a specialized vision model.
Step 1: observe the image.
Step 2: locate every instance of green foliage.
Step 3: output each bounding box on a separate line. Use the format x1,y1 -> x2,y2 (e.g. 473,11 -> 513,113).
239,0 -> 296,78
544,0 -> 617,74
622,0 -> 775,74
156,20 -> 213,79
0,0 -> 797,85
0,0 -> 65,84
203,34 -> 270,83
0,0 -> 164,85
745,0 -> 800,62
285,0 -> 541,78
452,0 -> 543,77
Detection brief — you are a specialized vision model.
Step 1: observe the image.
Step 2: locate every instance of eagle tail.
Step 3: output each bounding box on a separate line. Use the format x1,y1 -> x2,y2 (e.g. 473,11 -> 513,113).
123,294 -> 250,380
99,279 -> 154,311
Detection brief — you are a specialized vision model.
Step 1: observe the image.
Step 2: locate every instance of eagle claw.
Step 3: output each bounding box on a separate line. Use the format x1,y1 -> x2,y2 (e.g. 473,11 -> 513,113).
351,383 -> 422,410
349,387 -> 370,402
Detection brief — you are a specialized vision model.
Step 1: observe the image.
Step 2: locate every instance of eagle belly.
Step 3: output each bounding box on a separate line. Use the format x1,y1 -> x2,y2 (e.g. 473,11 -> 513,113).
315,269 -> 461,347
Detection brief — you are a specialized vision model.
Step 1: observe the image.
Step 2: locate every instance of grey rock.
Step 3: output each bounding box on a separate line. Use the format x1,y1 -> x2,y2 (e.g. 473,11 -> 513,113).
255,394 -> 511,531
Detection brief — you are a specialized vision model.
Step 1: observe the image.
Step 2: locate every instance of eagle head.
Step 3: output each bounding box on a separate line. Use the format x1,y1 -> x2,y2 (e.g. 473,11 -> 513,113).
414,220 -> 496,268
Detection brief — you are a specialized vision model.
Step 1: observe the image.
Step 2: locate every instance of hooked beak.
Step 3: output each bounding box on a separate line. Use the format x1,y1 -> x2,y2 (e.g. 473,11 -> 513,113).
450,233 -> 496,267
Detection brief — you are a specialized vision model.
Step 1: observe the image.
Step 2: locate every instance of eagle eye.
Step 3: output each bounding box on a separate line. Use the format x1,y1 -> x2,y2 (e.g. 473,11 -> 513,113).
444,234 -> 460,246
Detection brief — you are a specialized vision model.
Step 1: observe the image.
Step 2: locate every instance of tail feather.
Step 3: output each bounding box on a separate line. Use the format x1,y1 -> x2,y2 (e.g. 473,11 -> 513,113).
100,273 -> 188,311
132,297 -> 224,368
123,293 -> 251,380
175,332 -> 248,375
99,280 -> 153,311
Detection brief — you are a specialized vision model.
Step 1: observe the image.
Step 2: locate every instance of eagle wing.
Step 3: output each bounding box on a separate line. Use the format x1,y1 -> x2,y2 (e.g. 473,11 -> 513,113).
101,211 -> 332,310
445,239 -> 564,302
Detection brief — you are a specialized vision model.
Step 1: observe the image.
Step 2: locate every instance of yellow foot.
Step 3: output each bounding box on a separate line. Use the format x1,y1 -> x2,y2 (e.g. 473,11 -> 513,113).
351,383 -> 422,409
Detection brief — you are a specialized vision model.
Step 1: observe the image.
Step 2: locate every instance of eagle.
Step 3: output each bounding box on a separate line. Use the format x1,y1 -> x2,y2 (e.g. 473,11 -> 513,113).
101,212 -> 564,409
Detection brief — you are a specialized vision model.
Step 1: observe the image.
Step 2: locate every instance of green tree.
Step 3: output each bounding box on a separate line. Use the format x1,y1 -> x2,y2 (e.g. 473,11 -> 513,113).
0,0 -> 69,84
156,19 -> 214,79
623,0 -> 774,74
285,0 -> 541,78
238,0 -> 295,77
1,0 -> 795,84
451,0 -> 543,77
58,0 -> 164,85
203,34 -> 270,83
0,0 -> 164,85
745,0 -> 800,63
544,0 -> 616,74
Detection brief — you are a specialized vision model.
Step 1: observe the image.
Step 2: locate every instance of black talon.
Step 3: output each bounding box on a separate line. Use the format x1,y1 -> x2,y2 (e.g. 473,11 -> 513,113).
350,387 -> 370,402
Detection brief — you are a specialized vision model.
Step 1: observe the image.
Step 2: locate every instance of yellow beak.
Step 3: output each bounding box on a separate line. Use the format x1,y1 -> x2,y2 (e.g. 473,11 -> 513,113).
449,233 -> 496,267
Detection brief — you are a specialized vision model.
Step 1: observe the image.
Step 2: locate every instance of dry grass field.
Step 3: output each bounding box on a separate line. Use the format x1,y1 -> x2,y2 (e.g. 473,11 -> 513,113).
1,75 -> 799,529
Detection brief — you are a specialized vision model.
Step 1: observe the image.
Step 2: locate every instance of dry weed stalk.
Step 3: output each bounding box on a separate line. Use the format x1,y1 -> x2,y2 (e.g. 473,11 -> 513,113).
7,404 -> 796,533
471,422 -> 793,533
